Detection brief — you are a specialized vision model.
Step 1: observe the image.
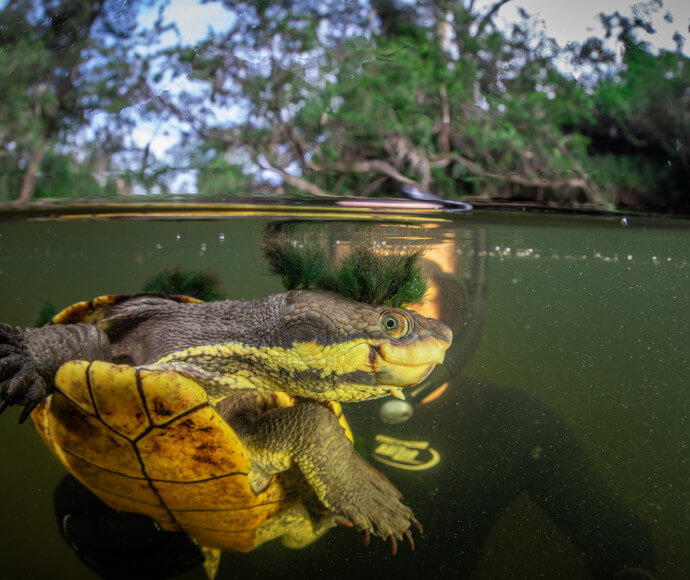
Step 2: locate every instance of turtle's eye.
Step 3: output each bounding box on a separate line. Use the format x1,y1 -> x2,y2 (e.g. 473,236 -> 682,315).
380,311 -> 410,339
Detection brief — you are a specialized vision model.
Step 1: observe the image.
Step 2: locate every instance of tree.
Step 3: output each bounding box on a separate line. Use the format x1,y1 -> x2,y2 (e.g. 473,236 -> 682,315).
185,0 -> 595,201
1,0 -> 687,209
0,0 -> 164,201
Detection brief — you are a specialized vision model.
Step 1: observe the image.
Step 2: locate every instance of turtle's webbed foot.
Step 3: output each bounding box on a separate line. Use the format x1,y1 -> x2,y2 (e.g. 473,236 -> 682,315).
0,324 -> 48,422
321,450 -> 420,551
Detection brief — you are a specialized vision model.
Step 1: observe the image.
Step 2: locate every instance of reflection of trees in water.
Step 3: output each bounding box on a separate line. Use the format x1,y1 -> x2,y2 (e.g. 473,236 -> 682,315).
1,1 -> 687,209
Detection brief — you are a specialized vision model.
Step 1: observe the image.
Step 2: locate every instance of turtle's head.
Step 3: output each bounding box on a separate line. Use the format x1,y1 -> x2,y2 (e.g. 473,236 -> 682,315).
274,290 -> 452,402
152,290 -> 451,403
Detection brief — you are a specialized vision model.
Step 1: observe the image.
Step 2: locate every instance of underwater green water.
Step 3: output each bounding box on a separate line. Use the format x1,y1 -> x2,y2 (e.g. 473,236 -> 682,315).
0,211 -> 687,579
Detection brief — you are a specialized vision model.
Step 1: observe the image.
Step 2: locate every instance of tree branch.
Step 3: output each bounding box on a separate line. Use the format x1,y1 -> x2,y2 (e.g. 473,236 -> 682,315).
439,85 -> 450,154
258,150 -> 335,197
309,159 -> 420,187
430,154 -> 595,199
17,145 -> 45,204
476,0 -> 511,36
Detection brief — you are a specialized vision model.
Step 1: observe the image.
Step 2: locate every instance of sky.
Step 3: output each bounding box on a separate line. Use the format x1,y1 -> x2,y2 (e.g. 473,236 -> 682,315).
155,0 -> 690,52
488,0 -> 689,53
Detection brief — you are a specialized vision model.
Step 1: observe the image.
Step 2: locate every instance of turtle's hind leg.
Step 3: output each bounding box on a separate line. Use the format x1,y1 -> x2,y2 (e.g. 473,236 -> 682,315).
255,503 -> 340,549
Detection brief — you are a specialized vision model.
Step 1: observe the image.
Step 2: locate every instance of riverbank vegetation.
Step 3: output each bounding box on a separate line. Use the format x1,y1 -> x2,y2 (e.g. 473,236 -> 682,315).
0,0 -> 688,211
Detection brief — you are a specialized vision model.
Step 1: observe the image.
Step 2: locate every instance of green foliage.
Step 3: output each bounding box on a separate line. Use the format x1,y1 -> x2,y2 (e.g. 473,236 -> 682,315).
263,243 -> 329,291
262,223 -> 427,307
33,154 -> 108,199
196,158 -> 256,197
581,43 -> 690,205
34,303 -> 58,327
320,246 -> 427,308
289,3 -> 600,200
0,0 -> 687,209
142,269 -> 225,301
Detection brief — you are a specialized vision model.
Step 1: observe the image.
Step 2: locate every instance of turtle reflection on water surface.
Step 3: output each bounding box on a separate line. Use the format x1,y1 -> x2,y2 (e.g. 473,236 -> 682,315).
0,288 -> 452,555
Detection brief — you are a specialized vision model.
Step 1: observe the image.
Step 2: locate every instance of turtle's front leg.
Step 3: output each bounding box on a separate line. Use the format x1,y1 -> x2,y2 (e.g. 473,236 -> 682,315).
233,400 -> 419,551
0,323 -> 111,422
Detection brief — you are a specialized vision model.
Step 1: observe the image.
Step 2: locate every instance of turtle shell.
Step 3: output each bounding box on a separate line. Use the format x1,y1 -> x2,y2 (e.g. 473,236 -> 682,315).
49,294 -> 202,326
32,295 -> 354,552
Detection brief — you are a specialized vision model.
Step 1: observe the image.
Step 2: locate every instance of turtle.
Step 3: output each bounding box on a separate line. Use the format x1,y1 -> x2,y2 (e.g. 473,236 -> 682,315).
0,289 -> 452,553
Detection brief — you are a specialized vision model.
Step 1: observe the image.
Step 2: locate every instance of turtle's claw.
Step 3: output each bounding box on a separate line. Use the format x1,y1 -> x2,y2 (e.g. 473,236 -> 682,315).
0,354 -> 22,380
411,516 -> 423,534
0,398 -> 8,416
18,399 -> 39,424
361,529 -> 370,547
388,534 -> 398,555
403,529 -> 415,551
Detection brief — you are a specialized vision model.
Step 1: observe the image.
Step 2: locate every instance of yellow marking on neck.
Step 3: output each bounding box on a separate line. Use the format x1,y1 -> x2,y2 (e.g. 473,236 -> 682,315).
154,339 -> 379,379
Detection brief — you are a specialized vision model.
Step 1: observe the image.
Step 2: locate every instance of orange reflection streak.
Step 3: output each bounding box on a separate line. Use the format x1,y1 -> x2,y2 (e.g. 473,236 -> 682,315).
417,382 -> 449,406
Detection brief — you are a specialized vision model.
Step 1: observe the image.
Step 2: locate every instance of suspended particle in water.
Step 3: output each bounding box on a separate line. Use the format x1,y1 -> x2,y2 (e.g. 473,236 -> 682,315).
219,233 -> 225,243
155,243 -> 162,250
175,233 -> 182,242
621,217 -> 628,226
